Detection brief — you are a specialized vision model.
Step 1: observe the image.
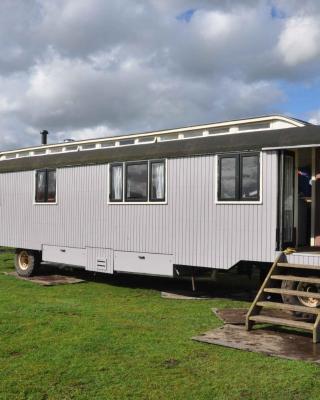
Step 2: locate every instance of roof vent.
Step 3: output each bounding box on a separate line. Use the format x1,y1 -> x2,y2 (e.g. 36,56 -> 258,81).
64,139 -> 75,143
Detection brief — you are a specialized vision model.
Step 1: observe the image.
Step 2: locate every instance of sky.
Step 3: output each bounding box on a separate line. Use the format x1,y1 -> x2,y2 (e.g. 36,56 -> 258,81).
1,0 -> 320,150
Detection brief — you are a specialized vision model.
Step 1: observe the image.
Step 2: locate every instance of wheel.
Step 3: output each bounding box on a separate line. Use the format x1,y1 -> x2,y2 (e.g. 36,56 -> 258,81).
281,279 -> 320,320
296,281 -> 320,308
15,249 -> 41,277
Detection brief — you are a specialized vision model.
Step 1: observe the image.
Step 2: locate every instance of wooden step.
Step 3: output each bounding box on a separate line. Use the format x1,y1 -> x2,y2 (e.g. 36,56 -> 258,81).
256,301 -> 320,315
249,315 -> 314,330
277,262 -> 320,270
271,275 -> 320,285
264,287 -> 320,299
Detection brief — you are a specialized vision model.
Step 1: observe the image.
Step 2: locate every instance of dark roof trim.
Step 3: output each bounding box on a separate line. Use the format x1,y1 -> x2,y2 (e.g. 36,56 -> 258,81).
1,125 -> 320,173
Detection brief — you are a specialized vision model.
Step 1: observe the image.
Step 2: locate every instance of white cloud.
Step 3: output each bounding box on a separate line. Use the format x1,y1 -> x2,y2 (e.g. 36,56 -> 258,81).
0,0 -> 319,150
55,124 -> 120,142
194,11 -> 235,40
309,110 -> 320,125
277,16 -> 320,66
212,79 -> 285,118
0,97 -> 18,114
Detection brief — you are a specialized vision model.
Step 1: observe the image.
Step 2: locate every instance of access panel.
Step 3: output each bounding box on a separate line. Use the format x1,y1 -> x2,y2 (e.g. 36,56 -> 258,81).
114,251 -> 173,277
42,245 -> 86,267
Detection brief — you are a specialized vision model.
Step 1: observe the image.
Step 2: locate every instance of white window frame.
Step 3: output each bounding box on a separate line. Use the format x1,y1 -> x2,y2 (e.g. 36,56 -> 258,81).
108,159 -> 168,205
33,169 -> 58,205
215,151 -> 263,205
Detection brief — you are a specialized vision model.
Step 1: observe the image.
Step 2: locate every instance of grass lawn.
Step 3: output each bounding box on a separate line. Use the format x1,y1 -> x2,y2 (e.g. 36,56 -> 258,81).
0,251 -> 319,400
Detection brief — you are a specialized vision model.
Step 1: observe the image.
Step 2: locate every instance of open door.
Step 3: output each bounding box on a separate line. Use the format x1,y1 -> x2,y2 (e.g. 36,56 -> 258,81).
314,148 -> 320,246
278,150 -> 295,250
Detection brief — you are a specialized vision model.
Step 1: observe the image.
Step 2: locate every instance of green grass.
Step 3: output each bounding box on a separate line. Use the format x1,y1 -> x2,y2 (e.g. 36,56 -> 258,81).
0,252 -> 319,400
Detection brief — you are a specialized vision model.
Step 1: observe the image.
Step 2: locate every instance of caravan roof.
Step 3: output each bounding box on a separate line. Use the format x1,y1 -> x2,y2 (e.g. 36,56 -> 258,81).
0,114 -> 317,173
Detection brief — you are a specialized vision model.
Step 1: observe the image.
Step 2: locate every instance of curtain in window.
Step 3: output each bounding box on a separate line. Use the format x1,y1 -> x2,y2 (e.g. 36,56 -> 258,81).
35,169 -> 56,203
111,165 -> 123,201
151,162 -> 165,200
36,171 -> 46,202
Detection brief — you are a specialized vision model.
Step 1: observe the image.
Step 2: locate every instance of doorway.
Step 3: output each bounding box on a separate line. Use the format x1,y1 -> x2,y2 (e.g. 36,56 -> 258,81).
278,147 -> 316,251
313,148 -> 320,247
278,150 -> 295,250
296,148 -> 312,247
278,148 -> 314,251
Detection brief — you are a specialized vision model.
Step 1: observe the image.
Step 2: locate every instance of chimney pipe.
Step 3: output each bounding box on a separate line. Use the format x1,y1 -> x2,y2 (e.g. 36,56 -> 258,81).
40,130 -> 49,145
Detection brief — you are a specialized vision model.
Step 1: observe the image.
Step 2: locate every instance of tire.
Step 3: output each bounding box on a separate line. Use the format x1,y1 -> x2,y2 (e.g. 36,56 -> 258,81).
281,279 -> 318,320
15,249 -> 41,277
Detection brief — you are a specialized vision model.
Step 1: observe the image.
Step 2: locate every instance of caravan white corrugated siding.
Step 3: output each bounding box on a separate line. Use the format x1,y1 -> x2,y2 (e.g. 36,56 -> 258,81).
0,151 -> 278,269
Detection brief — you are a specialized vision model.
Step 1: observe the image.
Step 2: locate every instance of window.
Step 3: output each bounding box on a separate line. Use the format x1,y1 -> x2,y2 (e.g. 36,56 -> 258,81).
110,164 -> 123,201
109,160 -> 166,203
126,162 -> 148,201
219,156 -> 237,200
238,122 -> 270,131
150,161 -> 165,201
241,155 -> 260,199
218,153 -> 260,202
35,169 -> 56,203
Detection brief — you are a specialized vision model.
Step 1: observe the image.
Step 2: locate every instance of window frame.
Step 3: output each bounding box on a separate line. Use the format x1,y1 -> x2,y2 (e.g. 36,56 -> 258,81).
34,168 -> 57,205
108,159 -> 167,204
216,152 -> 261,204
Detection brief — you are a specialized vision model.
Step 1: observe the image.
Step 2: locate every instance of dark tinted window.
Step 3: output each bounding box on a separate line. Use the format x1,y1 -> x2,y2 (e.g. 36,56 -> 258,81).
35,169 -> 56,203
150,161 -> 165,201
220,157 -> 237,200
241,155 -> 259,199
125,162 -> 148,201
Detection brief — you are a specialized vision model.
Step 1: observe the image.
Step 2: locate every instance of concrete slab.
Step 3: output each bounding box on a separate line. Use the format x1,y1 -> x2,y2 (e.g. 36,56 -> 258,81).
3,271 -> 85,286
193,324 -> 320,363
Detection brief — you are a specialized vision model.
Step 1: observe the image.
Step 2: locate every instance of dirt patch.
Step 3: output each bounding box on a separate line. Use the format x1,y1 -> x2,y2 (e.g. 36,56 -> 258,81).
3,271 -> 86,286
161,290 -> 212,300
163,358 -> 180,368
212,308 -> 248,325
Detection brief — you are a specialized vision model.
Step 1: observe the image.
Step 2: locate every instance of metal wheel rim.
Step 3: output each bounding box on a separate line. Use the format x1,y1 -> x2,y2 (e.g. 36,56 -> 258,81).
297,281 -> 320,308
18,251 -> 30,271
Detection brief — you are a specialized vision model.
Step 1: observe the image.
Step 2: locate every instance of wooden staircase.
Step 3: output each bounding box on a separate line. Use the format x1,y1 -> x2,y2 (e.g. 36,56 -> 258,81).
246,253 -> 320,343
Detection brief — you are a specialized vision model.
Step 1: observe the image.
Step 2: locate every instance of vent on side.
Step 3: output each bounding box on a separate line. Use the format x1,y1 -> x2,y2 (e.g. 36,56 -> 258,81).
96,258 -> 107,271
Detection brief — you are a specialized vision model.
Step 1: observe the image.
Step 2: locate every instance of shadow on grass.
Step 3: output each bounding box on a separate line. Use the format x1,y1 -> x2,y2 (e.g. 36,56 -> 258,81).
29,262 -> 262,302
1,248 -> 262,302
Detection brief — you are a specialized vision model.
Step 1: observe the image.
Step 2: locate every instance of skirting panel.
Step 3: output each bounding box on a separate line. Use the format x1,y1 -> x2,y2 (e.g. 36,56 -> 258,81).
114,251 -> 173,277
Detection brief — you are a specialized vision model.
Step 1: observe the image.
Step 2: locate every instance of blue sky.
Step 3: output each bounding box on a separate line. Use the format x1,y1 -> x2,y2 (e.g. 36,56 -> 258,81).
279,82 -> 320,119
176,8 -> 196,22
0,0 -> 320,149
270,4 -> 286,19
